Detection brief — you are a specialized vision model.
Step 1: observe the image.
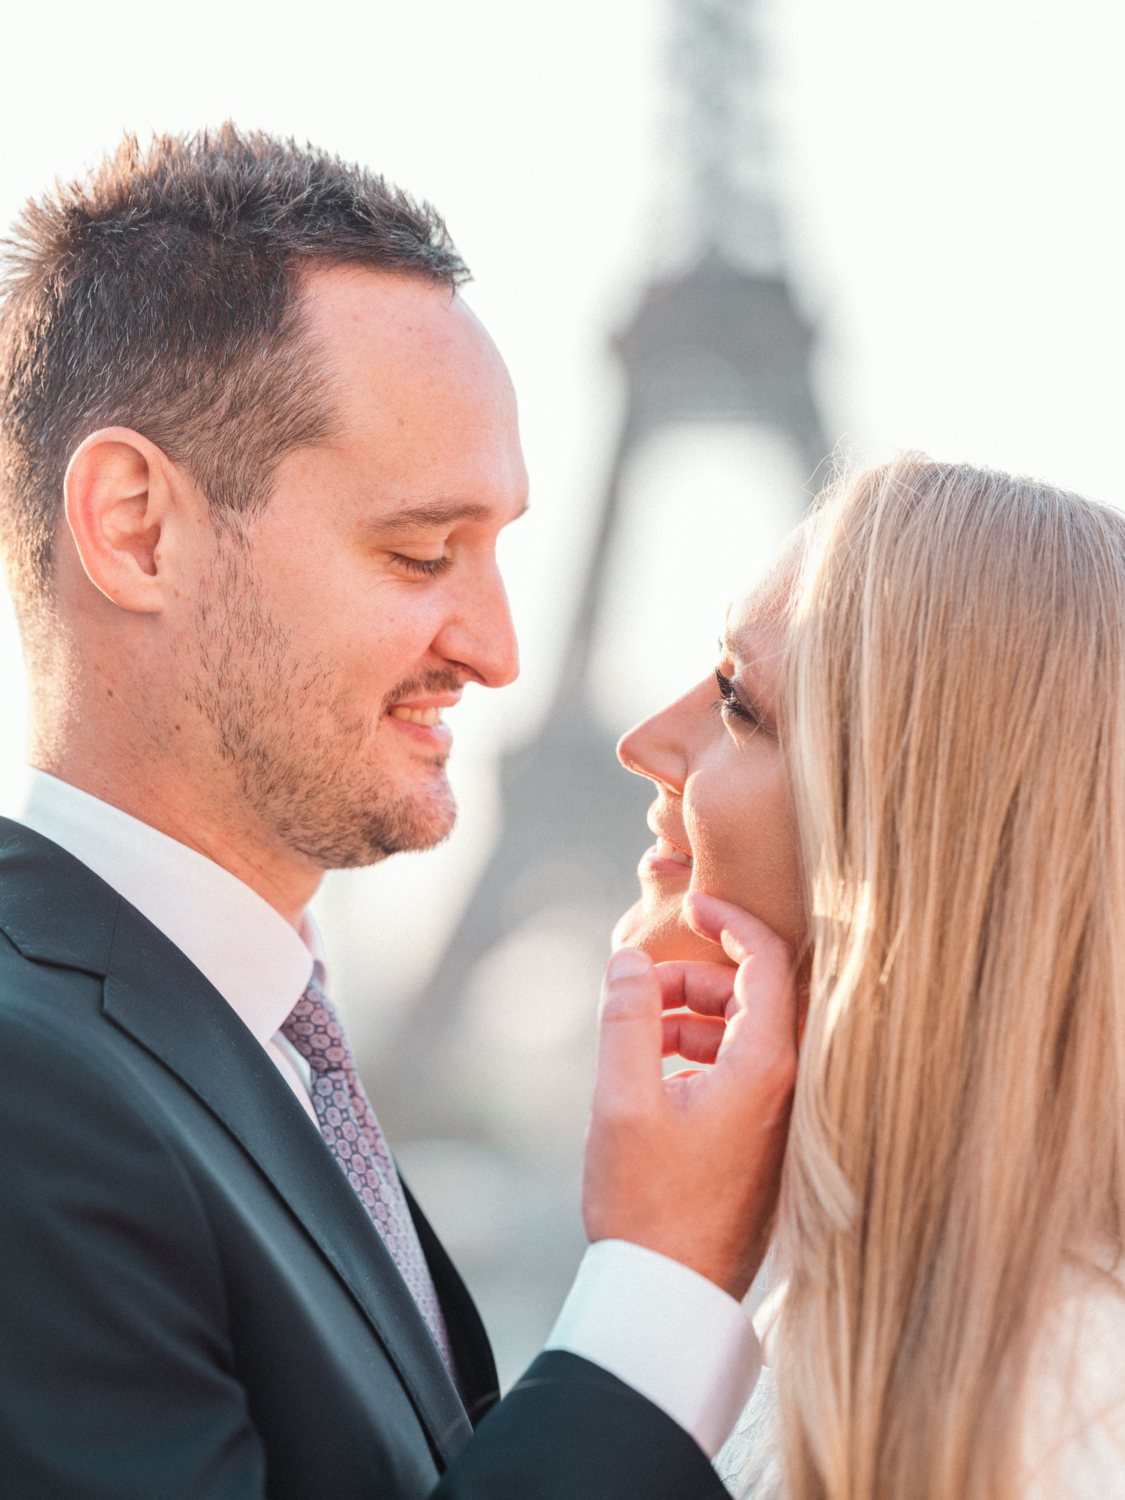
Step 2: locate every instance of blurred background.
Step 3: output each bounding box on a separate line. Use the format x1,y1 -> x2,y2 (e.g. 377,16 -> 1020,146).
2,0 -> 1124,1389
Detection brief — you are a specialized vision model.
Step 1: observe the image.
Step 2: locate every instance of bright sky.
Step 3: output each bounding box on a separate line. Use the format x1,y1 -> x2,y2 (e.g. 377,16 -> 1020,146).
1,0 -> 1122,1008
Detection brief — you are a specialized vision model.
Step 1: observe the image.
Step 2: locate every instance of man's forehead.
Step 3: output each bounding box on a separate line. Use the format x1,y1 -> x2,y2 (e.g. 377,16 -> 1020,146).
294,266 -> 525,504
300,266 -> 498,368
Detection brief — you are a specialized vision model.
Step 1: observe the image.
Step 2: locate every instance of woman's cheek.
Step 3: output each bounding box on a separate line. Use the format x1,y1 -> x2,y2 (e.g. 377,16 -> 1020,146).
689,808 -> 804,950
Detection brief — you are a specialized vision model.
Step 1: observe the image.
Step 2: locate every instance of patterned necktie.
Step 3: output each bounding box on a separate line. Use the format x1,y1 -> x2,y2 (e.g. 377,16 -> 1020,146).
280,979 -> 456,1380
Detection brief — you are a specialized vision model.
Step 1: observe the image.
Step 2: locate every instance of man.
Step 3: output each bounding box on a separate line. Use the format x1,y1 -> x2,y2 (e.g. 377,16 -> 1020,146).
0,126 -> 796,1498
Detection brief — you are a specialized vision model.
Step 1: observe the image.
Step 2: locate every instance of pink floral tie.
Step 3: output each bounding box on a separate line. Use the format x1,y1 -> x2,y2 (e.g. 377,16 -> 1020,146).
281,979 -> 455,1379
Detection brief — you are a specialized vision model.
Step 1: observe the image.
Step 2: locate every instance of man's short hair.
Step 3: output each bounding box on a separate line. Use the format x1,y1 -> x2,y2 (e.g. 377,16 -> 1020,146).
0,123 -> 468,628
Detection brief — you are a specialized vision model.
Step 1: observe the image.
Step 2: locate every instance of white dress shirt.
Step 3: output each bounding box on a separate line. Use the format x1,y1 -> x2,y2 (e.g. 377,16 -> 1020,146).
13,767 -> 761,1457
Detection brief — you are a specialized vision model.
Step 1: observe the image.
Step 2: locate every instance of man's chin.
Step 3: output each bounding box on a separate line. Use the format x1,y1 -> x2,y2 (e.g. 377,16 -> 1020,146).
295,779 -> 457,869
370,789 -> 457,861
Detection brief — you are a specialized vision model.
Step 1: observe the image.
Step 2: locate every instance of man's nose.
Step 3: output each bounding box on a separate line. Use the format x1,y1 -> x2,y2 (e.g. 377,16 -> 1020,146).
435,564 -> 520,689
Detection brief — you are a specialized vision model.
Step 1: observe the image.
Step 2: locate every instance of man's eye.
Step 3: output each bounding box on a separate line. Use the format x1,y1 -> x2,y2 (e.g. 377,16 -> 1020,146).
393,554 -> 450,578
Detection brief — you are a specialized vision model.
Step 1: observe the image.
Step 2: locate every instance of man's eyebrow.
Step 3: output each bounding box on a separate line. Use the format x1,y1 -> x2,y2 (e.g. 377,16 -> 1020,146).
364,499 -> 528,532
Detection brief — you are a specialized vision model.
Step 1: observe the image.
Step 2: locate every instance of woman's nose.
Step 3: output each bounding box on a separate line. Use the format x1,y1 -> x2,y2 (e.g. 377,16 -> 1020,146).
617,687 -> 701,795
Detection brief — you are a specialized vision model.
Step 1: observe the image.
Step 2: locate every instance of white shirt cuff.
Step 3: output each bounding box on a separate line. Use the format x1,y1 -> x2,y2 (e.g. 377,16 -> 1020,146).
544,1239 -> 762,1457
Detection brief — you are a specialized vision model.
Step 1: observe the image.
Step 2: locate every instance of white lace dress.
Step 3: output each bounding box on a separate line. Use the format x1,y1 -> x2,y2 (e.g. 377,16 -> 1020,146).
713,1255 -> 1125,1498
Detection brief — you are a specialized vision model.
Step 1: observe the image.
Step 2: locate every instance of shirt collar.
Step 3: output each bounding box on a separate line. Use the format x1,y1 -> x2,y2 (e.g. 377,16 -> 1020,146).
13,768 -> 318,1043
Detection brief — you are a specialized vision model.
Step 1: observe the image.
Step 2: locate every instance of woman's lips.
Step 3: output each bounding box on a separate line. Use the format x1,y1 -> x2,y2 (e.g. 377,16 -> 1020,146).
639,838 -> 694,878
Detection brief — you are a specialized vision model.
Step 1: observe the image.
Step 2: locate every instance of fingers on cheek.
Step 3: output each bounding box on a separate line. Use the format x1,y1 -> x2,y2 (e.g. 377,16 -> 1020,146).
661,1013 -> 725,1061
691,973 -> 737,1016
660,1016 -> 689,1057
655,965 -> 689,1011
669,962 -> 737,1015
733,942 -> 796,1003
599,985 -> 655,1023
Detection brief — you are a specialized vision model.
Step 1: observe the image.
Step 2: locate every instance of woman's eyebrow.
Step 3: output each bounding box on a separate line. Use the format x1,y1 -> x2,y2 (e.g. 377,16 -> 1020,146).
721,627 -> 780,712
722,624 -> 756,661
724,616 -> 785,671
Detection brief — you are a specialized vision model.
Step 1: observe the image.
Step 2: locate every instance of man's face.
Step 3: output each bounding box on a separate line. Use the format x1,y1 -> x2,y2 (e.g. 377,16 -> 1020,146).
185,268 -> 526,869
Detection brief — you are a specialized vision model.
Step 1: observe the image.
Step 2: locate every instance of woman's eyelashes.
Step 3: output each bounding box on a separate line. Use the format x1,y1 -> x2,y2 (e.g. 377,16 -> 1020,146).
714,667 -> 764,729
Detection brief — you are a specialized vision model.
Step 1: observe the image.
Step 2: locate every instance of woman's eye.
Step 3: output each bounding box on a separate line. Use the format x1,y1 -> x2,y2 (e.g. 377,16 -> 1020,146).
394,554 -> 450,578
714,668 -> 761,728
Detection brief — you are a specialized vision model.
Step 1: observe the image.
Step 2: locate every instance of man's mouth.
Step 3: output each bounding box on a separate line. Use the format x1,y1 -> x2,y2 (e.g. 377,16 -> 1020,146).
385,687 -> 462,732
388,706 -> 443,727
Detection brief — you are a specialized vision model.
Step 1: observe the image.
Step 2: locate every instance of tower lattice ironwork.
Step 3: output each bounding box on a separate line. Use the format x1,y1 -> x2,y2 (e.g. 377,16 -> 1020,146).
393,0 -> 829,1130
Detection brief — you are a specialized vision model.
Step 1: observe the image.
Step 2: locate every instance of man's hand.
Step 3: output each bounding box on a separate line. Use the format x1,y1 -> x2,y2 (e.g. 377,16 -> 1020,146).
582,891 -> 798,1300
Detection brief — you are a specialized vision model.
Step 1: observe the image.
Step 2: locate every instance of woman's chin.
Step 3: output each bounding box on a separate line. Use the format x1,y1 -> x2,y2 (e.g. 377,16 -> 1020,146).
611,898 -> 648,951
611,895 -> 729,964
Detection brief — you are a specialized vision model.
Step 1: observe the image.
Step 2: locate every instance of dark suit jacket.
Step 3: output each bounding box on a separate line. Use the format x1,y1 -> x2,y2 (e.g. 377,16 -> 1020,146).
0,819 -> 728,1499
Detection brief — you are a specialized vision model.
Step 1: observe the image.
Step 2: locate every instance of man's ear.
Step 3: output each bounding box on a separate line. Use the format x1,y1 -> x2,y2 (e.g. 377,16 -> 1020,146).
64,427 -> 182,612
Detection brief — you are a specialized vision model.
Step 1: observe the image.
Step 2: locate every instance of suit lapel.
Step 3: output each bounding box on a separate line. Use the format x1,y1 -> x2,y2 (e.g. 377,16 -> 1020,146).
402,1179 -> 501,1426
0,822 -> 472,1466
101,899 -> 473,1463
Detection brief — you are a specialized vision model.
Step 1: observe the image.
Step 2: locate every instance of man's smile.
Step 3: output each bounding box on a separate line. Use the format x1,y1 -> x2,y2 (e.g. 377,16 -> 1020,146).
385,687 -> 462,744
388,705 -> 443,727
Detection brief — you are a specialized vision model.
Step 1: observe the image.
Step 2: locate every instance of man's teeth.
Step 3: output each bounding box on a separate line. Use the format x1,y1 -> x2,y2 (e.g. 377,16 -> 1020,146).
657,839 -> 693,867
389,706 -> 442,727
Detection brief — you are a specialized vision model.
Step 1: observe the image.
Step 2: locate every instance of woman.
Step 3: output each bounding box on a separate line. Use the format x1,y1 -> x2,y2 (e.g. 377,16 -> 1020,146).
612,455 -> 1125,1498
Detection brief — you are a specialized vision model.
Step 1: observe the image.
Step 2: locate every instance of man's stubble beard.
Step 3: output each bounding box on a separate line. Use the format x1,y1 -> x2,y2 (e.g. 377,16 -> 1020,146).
184,543 -> 457,869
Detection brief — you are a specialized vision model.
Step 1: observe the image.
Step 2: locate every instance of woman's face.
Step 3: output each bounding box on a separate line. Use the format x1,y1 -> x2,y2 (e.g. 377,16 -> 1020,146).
613,581 -> 805,967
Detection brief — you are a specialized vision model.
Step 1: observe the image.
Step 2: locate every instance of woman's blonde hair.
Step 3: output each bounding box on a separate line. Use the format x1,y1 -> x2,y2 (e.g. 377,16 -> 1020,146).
775,454 -> 1125,1499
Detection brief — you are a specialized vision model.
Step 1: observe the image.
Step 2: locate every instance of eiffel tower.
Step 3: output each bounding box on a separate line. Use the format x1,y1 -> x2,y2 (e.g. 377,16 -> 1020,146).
392,0 -> 829,1137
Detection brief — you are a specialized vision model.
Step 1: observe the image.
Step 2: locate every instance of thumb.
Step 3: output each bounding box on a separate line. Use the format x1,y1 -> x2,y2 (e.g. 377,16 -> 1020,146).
593,948 -> 663,1117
